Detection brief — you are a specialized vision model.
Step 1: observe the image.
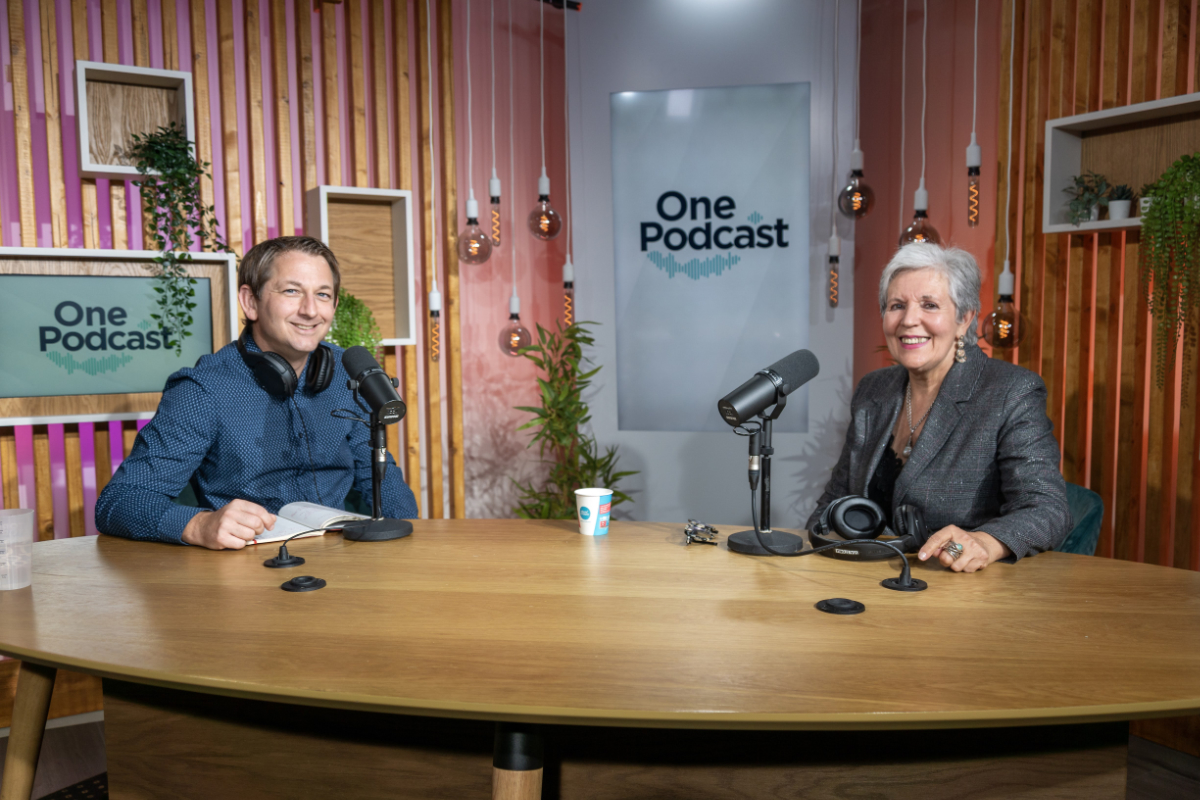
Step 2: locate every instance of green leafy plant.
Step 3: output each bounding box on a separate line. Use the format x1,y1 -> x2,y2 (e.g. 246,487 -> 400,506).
128,122 -> 232,356
1139,153 -> 1200,386
1110,183 -> 1135,201
512,321 -> 636,519
1063,171 -> 1111,225
326,291 -> 382,356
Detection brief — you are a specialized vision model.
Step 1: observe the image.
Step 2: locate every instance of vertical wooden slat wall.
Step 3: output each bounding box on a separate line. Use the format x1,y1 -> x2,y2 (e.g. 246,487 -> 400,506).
1000,0 -> 1200,570
0,0 -> 465,549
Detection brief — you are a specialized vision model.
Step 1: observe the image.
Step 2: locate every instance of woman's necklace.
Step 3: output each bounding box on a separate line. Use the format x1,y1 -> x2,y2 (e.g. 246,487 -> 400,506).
904,382 -> 935,457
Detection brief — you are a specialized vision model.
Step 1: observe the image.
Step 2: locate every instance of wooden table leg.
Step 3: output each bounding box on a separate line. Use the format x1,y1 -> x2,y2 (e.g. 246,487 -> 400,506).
0,662 -> 57,800
492,722 -> 543,800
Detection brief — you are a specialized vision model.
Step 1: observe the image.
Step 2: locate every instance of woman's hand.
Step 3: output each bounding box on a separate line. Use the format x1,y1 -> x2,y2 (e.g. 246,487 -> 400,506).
917,526 -> 1011,573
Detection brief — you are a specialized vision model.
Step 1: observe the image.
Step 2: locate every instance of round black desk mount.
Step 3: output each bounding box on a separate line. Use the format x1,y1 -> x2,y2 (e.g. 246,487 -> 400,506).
881,576 -> 928,592
816,598 -> 865,615
263,545 -> 305,569
281,575 -> 326,592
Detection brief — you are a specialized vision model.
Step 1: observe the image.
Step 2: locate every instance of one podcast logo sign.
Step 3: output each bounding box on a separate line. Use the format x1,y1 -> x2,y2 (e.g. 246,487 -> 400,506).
0,274 -> 213,399
638,191 -> 790,280
610,83 -> 810,432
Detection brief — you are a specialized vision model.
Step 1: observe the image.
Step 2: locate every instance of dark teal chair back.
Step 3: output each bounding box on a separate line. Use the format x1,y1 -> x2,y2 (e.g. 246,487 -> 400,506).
1058,482 -> 1103,556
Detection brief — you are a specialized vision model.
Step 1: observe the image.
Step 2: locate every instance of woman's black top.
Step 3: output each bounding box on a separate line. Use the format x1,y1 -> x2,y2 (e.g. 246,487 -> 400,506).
867,434 -> 904,522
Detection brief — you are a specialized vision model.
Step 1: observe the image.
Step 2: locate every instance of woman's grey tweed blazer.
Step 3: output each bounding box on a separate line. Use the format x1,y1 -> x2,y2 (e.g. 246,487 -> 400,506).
805,343 -> 1070,560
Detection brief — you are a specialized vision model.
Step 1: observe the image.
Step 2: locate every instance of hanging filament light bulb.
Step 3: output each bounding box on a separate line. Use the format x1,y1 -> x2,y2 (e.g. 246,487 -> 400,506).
899,179 -> 942,246
458,190 -> 492,264
529,170 -> 562,240
488,2 -> 501,248
837,140 -> 876,218
966,134 -> 981,227
563,256 -> 574,325
457,0 -> 491,264
429,281 -> 442,363
499,289 -> 532,356
828,229 -> 840,308
490,170 -> 502,247
981,261 -> 1025,349
528,0 -> 562,241
900,1 -> 940,247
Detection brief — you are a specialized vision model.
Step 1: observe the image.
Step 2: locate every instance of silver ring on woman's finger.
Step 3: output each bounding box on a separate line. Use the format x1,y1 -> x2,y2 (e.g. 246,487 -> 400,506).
944,541 -> 964,561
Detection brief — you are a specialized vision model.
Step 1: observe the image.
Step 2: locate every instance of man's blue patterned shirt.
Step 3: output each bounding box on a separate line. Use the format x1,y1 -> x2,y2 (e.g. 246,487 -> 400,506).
96,335 -> 418,543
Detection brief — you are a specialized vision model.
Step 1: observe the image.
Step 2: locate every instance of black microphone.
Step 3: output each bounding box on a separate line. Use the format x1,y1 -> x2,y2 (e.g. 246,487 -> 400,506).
717,350 -> 820,426
342,346 -> 406,425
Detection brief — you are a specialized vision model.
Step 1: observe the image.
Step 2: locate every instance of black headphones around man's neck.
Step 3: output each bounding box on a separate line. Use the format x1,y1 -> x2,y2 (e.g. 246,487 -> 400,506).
236,327 -> 334,399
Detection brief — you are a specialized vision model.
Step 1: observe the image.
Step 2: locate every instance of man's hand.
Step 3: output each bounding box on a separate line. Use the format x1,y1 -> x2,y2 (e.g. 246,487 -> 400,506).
181,500 -> 277,550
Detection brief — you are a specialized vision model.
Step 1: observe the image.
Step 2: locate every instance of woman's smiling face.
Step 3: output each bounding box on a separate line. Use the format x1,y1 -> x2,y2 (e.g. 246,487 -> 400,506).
882,267 -> 971,379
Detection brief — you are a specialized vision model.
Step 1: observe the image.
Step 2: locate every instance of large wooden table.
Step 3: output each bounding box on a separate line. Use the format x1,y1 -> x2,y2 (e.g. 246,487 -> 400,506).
2,519 -> 1200,799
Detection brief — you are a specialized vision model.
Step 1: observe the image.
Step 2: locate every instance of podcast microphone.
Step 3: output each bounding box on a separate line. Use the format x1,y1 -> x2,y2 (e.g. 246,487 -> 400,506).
342,346 -> 406,425
717,349 -> 820,427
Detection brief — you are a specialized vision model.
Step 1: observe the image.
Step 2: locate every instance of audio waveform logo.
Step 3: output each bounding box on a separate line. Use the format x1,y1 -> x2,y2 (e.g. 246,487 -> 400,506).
747,211 -> 763,224
137,319 -> 153,331
645,251 -> 741,280
45,351 -> 135,376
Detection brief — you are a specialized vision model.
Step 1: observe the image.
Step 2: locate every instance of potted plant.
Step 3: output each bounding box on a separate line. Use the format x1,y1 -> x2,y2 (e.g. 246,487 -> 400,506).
1063,171 -> 1110,225
512,321 -> 636,519
326,291 -> 383,357
1139,153 -> 1200,386
1139,183 -> 1156,216
1108,184 -> 1134,221
128,123 -> 232,357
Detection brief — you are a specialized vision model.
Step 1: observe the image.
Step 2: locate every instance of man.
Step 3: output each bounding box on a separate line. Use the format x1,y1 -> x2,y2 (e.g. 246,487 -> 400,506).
96,236 -> 418,549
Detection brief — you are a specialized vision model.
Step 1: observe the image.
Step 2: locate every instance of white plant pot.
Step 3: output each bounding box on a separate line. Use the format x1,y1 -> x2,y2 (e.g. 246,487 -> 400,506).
1089,206 -> 1100,222
1108,200 -> 1132,220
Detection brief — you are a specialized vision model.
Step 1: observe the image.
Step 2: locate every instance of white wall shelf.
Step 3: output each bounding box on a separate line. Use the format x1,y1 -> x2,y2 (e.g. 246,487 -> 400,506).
305,186 -> 418,346
75,61 -> 195,181
1043,91 -> 1200,233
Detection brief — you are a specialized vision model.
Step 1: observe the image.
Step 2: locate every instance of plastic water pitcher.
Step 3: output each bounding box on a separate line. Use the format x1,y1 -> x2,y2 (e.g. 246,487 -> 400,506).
0,508 -> 34,590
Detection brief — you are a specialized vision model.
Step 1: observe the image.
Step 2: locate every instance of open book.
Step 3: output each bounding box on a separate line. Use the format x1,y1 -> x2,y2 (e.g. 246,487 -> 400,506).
250,501 -> 369,546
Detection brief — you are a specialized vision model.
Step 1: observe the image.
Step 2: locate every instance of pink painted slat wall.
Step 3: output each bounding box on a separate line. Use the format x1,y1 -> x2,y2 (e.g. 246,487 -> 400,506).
79,422 -> 99,535
14,426 -> 37,514
47,423 -> 69,538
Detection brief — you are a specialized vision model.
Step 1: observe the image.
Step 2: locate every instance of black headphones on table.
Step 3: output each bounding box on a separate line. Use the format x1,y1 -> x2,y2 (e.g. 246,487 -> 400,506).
807,496 -> 931,561
237,328 -> 335,399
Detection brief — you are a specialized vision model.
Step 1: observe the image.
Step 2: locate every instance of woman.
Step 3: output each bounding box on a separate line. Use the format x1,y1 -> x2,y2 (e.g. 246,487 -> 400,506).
806,243 -> 1069,572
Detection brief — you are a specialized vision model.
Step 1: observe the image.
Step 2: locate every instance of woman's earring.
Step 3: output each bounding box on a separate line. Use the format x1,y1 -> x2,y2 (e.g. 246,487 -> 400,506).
955,335 -> 967,363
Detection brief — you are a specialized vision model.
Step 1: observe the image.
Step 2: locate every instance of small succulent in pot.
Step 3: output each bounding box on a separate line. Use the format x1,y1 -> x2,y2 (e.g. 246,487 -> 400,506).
1108,184 -> 1135,220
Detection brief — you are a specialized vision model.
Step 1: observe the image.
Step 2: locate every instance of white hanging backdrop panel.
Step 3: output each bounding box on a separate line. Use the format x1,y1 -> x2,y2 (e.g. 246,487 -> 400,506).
569,0 -> 857,527
611,83 -> 812,433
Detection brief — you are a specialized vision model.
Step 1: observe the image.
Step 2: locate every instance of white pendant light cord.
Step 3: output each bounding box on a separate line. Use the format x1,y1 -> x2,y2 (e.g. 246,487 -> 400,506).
490,0 -> 496,179
1003,0 -> 1015,264
920,0 -> 927,187
509,0 -> 517,295
831,0 -> 839,212
426,0 -> 438,290
564,7 -> 572,258
898,0 -> 907,232
539,0 -> 546,175
854,0 -> 861,141
466,0 -> 473,202
971,0 -> 979,138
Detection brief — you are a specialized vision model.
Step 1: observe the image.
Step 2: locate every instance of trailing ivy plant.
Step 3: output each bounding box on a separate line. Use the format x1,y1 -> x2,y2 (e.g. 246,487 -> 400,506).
128,123 -> 232,357
1139,153 -> 1200,386
512,321 -> 636,520
326,291 -> 383,356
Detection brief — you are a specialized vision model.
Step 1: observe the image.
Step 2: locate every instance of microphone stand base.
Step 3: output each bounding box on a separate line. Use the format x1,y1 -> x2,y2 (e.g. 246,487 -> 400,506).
881,576 -> 928,592
341,518 -> 414,542
727,529 -> 805,556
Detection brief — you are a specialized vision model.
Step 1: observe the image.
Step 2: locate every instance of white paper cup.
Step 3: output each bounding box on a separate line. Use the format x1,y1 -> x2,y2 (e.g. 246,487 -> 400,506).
0,509 -> 35,591
574,488 -> 613,536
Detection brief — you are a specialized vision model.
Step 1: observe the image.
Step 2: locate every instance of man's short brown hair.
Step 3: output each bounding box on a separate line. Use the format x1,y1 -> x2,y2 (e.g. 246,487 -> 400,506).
238,236 -> 341,301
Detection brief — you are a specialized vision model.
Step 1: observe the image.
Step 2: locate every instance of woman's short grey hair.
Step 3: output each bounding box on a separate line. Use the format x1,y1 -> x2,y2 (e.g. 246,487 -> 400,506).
878,243 -> 982,345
